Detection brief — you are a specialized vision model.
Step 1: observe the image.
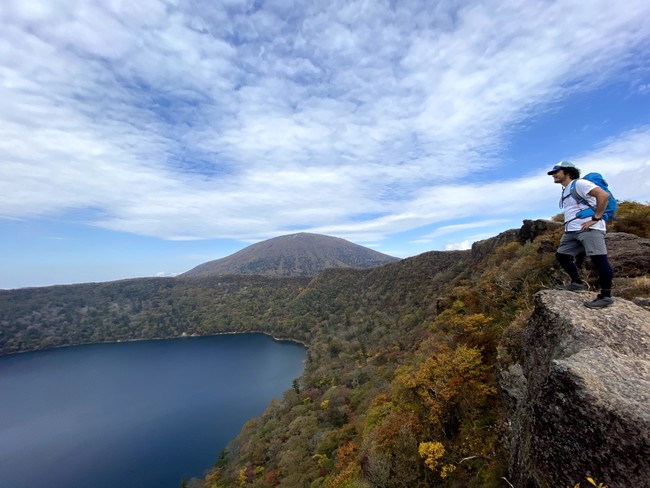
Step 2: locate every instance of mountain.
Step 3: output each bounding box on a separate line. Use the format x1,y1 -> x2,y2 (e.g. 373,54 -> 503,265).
1,206 -> 649,487
180,232 -> 400,277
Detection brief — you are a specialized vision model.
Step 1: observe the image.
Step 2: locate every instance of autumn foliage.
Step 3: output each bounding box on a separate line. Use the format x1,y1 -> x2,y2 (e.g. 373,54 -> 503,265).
200,206 -> 650,487
3,203 -> 648,488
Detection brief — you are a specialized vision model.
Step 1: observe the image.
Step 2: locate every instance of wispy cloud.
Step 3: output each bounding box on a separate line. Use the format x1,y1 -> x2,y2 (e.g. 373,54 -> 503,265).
576,126 -> 650,203
1,0 -> 649,246
411,219 -> 511,244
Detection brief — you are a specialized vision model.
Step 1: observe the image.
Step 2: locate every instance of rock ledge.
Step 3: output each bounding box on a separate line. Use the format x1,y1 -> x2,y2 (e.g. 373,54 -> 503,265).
501,290 -> 650,487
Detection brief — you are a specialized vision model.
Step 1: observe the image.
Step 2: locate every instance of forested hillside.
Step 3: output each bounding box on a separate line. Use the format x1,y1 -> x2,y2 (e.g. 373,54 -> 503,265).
203,203 -> 650,488
205,235 -> 547,487
0,276 -> 309,355
1,202 -> 648,487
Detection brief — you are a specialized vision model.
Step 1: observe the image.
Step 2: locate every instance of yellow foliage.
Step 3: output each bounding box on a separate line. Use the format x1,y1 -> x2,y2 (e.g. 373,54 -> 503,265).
321,399 -> 330,410
573,477 -> 609,488
418,441 -> 445,470
418,441 -> 457,479
393,345 -> 495,427
237,467 -> 247,487
440,463 -> 456,479
313,453 -> 329,468
462,313 -> 493,335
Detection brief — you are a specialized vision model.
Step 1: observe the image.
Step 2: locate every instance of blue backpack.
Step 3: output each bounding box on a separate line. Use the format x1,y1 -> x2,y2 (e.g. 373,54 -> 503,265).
569,172 -> 618,222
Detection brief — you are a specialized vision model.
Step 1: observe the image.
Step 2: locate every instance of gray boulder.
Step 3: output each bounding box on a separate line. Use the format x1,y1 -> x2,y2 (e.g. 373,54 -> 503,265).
605,232 -> 650,277
501,290 -> 650,487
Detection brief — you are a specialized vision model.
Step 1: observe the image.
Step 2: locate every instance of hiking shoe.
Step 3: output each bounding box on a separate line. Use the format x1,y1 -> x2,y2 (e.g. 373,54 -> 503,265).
564,282 -> 587,291
584,295 -> 614,309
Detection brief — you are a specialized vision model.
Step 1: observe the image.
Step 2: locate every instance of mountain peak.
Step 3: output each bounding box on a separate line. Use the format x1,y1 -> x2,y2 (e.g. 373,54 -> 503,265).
181,233 -> 400,278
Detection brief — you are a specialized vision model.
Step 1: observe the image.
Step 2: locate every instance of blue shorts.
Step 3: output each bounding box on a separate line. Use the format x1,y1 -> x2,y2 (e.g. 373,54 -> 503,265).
557,230 -> 607,256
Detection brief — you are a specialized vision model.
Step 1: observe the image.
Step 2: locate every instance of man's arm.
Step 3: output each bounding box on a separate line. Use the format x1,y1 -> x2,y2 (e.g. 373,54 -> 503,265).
588,186 -> 609,219
581,186 -> 609,229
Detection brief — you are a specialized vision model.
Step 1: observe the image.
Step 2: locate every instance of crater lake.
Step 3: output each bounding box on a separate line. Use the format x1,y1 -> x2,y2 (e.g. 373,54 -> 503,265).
0,333 -> 306,488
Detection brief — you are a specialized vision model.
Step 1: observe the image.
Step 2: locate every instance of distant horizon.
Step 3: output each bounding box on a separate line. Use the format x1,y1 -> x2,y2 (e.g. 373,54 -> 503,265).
1,205 -> 647,290
0,220 -> 548,290
2,230 -> 407,290
2,0 -> 650,289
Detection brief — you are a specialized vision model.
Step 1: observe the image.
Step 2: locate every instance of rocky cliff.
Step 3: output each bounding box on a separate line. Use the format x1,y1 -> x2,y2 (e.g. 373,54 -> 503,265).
499,290 -> 650,487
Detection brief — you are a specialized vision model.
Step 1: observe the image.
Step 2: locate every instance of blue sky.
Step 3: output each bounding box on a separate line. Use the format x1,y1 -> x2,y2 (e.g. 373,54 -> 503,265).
1,0 -> 649,289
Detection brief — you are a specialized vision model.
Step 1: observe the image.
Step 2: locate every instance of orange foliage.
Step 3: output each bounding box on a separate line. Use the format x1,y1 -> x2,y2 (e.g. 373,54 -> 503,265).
335,441 -> 359,471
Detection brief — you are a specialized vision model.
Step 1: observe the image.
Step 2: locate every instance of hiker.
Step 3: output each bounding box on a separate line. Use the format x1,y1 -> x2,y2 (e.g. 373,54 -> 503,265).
548,161 -> 614,309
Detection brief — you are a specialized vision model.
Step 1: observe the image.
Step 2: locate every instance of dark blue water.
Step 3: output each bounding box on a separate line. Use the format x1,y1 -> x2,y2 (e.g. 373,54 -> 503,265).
0,334 -> 305,488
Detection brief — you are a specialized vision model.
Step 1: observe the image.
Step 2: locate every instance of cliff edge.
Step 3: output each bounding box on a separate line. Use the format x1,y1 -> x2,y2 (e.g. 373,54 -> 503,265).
500,290 -> 650,487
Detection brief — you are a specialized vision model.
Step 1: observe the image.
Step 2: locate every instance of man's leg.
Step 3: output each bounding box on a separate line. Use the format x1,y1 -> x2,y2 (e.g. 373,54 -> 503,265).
556,232 -> 585,289
556,252 -> 583,282
589,254 -> 613,298
579,230 -> 614,308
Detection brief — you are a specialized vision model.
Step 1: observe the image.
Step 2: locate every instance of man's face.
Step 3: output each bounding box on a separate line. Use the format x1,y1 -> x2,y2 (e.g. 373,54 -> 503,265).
551,169 -> 566,184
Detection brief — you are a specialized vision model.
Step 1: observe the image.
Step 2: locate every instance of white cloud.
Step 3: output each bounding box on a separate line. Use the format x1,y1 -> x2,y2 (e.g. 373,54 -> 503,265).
411,219 -> 511,244
1,0 -> 650,246
155,271 -> 179,278
444,240 -> 472,251
575,126 -> 650,203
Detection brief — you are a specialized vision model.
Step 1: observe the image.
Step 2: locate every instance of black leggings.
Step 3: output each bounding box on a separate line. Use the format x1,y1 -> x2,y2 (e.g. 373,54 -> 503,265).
556,252 -> 613,293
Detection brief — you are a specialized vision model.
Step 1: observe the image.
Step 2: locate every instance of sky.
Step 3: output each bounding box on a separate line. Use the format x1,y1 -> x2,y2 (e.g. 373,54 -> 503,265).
1,0 -> 650,290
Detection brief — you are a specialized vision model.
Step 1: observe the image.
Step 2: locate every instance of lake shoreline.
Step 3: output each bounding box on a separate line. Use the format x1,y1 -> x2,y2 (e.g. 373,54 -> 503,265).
0,329 -> 309,358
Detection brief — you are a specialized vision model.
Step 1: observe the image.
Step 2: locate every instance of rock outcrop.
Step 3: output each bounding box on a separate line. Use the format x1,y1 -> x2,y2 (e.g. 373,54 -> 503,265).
517,219 -> 563,244
605,232 -> 650,278
500,290 -> 650,488
471,228 -> 518,260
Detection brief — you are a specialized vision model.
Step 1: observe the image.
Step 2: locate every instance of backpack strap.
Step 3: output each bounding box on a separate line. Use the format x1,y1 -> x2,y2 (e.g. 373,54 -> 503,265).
560,180 -> 581,208
570,179 -> 597,214
562,179 -> 597,228
560,182 -> 572,208
569,180 -> 584,203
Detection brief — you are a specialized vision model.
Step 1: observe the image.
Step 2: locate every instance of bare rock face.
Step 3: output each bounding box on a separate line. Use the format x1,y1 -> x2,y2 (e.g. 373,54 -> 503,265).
605,232 -> 650,277
517,219 -> 563,244
471,218 -> 563,260
500,290 -> 650,488
471,228 -> 518,260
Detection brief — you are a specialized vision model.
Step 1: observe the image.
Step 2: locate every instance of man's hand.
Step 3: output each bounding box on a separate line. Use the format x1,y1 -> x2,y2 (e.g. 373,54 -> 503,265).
581,219 -> 597,230
581,186 -> 609,230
